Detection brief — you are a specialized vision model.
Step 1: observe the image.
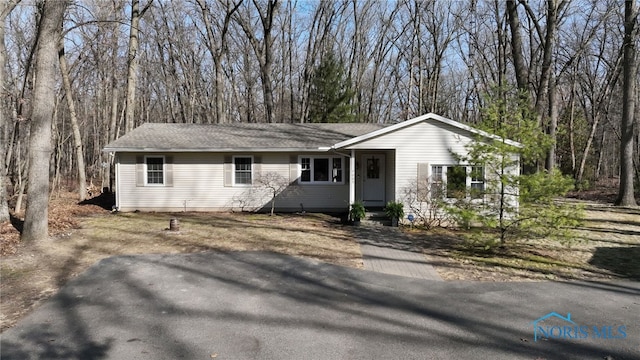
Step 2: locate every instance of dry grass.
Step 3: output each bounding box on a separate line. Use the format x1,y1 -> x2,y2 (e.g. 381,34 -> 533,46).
74,211 -> 362,267
404,201 -> 640,282
0,198 -> 361,331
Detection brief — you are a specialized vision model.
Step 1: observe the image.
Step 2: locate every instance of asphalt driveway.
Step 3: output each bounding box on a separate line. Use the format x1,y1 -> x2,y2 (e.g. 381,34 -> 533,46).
1,251 -> 639,360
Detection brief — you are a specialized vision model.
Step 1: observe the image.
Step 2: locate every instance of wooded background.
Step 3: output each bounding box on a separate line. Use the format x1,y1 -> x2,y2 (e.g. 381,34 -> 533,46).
0,0 -> 638,237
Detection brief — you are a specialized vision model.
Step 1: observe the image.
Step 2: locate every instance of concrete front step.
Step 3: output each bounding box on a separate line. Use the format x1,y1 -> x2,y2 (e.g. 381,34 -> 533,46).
362,211 -> 391,226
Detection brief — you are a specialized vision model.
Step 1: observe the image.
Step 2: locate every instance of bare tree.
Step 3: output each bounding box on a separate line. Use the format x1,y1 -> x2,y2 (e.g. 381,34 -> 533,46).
575,21 -> 624,183
22,0 -> 67,242
1,0 -> 634,216
254,171 -> 290,216
58,43 -> 87,201
195,0 -> 241,124
507,0 -> 568,170
400,176 -> 445,230
419,1 -> 462,115
616,0 -> 638,206
235,0 -> 279,123
124,0 -> 152,134
298,0 -> 346,123
0,0 -> 19,222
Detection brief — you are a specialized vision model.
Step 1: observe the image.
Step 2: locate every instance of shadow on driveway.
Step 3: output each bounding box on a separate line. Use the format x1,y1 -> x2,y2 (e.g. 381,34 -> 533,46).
2,251 -> 638,360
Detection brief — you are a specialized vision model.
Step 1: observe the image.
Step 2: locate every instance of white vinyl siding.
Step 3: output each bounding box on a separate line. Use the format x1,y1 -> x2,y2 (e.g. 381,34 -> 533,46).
342,120 -> 516,204
113,119 -> 517,213
116,153 -> 349,212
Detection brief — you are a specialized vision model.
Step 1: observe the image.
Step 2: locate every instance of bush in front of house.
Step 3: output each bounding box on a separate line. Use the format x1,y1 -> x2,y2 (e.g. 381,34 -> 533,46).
384,201 -> 404,226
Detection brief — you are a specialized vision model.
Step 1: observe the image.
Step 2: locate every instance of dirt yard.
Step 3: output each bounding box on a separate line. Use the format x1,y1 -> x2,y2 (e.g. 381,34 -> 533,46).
1,190 -> 639,331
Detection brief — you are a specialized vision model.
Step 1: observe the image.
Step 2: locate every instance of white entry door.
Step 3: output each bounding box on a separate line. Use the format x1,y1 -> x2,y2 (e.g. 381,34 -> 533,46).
361,154 -> 385,207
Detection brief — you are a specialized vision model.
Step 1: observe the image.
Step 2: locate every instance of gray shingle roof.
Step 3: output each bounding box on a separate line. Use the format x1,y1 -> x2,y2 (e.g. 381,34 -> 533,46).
103,123 -> 387,152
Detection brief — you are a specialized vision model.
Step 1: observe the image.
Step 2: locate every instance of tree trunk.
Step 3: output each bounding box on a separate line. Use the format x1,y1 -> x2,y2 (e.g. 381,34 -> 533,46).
14,140 -> 26,214
124,0 -> 151,133
261,0 -> 277,123
105,82 -> 118,191
534,0 -> 559,117
546,74 -> 558,170
258,0 -> 278,123
22,0 -> 67,242
58,44 -> 87,201
0,2 -> 15,223
124,0 -> 140,133
569,73 -> 577,174
540,1 -> 560,170
616,0 -> 638,206
0,1 -> 17,222
577,113 -> 600,183
195,0 -> 240,124
595,130 -> 606,180
506,0 -> 528,92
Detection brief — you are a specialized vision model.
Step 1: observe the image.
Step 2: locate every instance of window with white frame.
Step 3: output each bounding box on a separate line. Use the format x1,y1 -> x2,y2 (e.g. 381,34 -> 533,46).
145,156 -> 164,185
432,165 -> 444,198
470,166 -> 485,199
431,165 -> 484,199
299,156 -> 344,184
234,156 -> 252,185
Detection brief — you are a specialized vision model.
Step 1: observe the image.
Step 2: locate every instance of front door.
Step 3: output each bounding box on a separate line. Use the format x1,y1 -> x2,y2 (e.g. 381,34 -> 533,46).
361,154 -> 385,207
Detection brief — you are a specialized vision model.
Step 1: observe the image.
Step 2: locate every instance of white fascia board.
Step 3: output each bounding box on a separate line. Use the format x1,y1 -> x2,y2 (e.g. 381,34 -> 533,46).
102,147 -> 330,153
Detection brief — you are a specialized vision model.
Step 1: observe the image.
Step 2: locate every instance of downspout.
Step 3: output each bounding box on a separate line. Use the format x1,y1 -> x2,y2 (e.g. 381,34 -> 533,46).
349,149 -> 356,206
115,153 -> 120,211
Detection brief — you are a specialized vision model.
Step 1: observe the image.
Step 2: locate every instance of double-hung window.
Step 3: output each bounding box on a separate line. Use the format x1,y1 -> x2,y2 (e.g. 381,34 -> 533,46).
234,156 -> 253,185
432,165 -> 444,198
470,166 -> 485,199
431,165 -> 484,199
446,166 -> 467,199
145,156 -> 164,185
299,156 -> 344,184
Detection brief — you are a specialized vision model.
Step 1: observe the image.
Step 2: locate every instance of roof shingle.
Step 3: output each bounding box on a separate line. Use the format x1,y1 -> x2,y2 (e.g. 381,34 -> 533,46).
103,123 -> 386,152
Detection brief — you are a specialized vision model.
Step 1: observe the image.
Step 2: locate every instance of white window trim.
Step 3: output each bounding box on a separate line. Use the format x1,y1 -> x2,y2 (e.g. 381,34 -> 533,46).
298,155 -> 345,185
232,155 -> 253,186
470,166 -> 485,199
431,164 -> 484,200
144,155 -> 165,186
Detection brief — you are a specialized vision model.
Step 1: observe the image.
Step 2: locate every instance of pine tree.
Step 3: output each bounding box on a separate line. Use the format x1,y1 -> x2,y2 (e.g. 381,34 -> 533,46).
446,87 -> 583,248
308,52 -> 355,123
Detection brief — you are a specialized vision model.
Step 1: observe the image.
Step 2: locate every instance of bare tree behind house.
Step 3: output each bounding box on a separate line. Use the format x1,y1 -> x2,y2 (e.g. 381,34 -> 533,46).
0,0 -> 19,223
124,0 -> 152,134
58,43 -> 87,201
0,0 -> 636,220
195,0 -> 241,124
235,0 -> 279,123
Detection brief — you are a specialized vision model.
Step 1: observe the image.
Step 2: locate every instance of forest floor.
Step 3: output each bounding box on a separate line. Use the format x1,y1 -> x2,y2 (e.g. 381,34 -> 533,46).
1,186 -> 639,331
